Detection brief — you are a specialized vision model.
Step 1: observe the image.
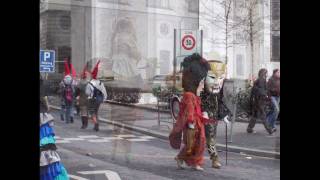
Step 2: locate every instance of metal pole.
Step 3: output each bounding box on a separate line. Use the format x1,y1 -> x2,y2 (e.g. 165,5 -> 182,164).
200,29 -> 203,56
158,86 -> 161,127
225,123 -> 228,165
173,29 -> 177,89
229,82 -> 237,143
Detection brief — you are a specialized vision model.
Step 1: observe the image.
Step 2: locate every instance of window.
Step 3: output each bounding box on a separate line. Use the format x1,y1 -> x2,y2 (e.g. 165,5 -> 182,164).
99,0 -> 129,5
160,23 -> 169,36
234,0 -> 245,9
272,0 -> 280,21
160,50 -> 170,74
59,15 -> 71,30
57,46 -> 71,73
271,35 -> 280,62
187,0 -> 199,13
147,0 -> 171,9
236,54 -> 244,76
235,32 -> 244,43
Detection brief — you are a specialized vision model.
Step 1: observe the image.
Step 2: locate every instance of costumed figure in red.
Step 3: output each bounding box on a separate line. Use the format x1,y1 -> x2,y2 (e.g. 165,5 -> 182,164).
169,53 -> 217,171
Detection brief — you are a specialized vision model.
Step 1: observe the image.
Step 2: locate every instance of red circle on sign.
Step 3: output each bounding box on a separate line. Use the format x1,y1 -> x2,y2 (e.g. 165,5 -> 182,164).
182,35 -> 196,50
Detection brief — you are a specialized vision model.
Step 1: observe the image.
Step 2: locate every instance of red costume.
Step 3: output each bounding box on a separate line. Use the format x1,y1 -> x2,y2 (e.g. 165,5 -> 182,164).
170,92 -> 215,167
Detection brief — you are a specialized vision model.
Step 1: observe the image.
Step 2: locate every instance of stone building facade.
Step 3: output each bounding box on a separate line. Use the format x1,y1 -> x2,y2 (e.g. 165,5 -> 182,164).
40,0 -> 279,80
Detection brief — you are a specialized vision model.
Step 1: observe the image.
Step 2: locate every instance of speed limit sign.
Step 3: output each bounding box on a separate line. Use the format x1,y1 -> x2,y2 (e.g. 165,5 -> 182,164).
174,29 -> 202,66
181,34 -> 196,50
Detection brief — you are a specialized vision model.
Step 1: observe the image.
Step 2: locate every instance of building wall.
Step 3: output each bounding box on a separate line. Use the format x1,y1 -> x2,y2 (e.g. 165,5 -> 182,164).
41,0 -> 279,79
40,7 -> 71,73
199,0 -> 279,79
88,0 -> 199,79
271,0 -> 280,65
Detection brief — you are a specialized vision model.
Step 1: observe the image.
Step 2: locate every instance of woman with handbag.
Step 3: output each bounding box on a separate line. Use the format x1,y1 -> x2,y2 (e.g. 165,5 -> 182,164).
86,60 -> 107,132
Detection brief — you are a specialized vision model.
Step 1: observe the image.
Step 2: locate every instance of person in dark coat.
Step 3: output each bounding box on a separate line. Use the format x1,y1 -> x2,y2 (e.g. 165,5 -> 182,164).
77,63 -> 91,129
247,68 -> 272,134
266,69 -> 280,133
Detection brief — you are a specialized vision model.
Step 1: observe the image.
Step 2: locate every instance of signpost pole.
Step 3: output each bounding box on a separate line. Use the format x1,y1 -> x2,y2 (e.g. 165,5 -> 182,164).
173,29 -> 177,89
158,92 -> 160,127
229,82 -> 237,143
200,30 -> 203,57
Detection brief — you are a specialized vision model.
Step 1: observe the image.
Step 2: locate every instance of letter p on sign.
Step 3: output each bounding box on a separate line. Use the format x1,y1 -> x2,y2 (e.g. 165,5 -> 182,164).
44,52 -> 50,61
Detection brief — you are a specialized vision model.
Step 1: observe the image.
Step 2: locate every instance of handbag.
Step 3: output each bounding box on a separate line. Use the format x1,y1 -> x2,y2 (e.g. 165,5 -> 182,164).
169,129 -> 182,149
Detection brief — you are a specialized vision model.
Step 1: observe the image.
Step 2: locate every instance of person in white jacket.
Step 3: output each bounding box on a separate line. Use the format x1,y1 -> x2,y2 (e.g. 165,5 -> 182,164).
86,60 -> 107,131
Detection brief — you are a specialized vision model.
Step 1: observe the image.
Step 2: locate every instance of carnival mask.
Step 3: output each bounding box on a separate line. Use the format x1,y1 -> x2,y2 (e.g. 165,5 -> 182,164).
205,74 -> 224,94
63,75 -> 73,85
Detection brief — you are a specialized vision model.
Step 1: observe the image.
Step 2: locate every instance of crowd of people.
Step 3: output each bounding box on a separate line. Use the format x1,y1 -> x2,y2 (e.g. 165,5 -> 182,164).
169,53 -> 280,171
40,58 -> 108,180
58,59 -> 107,131
40,54 -> 279,177
247,68 -> 280,135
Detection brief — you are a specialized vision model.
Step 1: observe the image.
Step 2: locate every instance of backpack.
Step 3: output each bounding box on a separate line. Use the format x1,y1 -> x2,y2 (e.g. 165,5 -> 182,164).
89,82 -> 104,104
64,84 -> 74,105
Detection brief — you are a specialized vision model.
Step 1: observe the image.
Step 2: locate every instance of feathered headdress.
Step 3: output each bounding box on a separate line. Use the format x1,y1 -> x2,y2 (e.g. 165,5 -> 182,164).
91,60 -> 101,79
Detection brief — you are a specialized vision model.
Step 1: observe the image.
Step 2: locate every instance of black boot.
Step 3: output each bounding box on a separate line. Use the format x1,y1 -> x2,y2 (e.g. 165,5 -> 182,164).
84,117 -> 88,129
81,118 -> 85,129
70,117 -> 74,123
94,123 -> 99,131
60,114 -> 64,121
81,117 -> 88,129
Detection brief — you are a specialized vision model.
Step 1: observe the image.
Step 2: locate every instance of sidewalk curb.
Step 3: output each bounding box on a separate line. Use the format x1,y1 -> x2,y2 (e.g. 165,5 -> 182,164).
106,100 -> 169,113
50,105 -> 280,159
99,117 -> 280,159
105,101 -> 280,125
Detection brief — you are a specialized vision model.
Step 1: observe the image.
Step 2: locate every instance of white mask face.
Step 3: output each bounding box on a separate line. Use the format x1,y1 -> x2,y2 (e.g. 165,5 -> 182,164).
206,75 -> 224,94
64,75 -> 72,85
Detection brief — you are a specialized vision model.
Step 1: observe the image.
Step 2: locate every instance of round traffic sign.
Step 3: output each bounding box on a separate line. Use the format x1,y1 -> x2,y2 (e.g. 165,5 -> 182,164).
181,34 -> 196,50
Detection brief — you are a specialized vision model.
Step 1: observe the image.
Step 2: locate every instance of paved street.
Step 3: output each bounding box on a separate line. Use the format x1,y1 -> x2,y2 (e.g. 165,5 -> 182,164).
99,102 -> 280,153
50,109 -> 280,180
49,96 -> 280,155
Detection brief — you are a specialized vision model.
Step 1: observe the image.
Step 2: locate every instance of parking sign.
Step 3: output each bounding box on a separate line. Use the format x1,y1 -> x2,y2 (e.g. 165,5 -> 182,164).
40,50 -> 55,72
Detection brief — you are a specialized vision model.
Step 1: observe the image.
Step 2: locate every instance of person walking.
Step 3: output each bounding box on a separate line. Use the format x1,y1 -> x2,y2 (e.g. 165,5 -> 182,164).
78,63 -> 91,129
60,59 -> 77,124
247,68 -> 273,134
200,68 -> 230,169
169,53 -> 216,171
86,60 -> 107,131
266,69 -> 280,133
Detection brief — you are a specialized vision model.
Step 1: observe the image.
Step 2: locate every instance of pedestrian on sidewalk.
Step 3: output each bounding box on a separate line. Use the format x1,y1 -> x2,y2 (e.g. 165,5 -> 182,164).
247,68 -> 273,134
266,69 -> 280,133
169,53 -> 216,171
74,84 -> 81,116
200,64 -> 230,169
59,59 -> 77,124
77,63 -> 91,129
86,60 -> 107,131
40,75 -> 69,180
